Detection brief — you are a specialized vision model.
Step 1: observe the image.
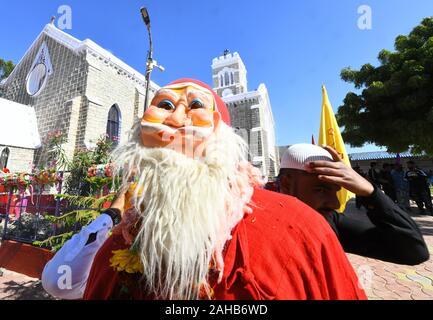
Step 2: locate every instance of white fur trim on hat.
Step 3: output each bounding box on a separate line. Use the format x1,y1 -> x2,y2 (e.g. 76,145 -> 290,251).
280,143 -> 333,171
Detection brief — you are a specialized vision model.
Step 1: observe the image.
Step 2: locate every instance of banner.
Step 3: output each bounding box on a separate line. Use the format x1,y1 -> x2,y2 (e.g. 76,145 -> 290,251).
319,85 -> 354,212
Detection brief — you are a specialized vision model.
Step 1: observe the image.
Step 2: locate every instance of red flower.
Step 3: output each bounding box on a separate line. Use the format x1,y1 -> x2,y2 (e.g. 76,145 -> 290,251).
105,164 -> 112,177
88,166 -> 96,177
2,168 -> 10,174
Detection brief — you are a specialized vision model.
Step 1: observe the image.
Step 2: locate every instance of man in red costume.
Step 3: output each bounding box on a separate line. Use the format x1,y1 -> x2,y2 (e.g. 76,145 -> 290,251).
42,79 -> 366,300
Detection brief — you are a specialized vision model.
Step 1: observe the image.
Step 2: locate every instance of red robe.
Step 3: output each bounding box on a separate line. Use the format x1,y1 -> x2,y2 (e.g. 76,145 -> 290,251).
84,188 -> 367,300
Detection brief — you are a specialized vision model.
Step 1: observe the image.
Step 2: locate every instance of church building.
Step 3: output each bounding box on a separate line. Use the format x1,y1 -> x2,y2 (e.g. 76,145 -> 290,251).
0,22 -> 159,172
211,51 -> 279,179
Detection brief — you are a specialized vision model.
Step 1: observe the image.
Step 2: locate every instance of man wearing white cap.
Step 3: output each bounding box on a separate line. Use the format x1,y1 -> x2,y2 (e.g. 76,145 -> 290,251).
279,143 -> 429,265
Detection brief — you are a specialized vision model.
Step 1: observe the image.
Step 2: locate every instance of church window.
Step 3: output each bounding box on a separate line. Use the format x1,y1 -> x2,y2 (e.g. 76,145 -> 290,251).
257,134 -> 263,156
220,75 -> 224,87
224,72 -> 230,86
231,72 -> 234,84
27,63 -> 48,96
0,147 -> 10,169
106,104 -> 121,146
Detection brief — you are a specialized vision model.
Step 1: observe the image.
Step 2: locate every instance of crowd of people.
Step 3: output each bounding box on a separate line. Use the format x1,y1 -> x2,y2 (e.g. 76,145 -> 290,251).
353,161 -> 433,215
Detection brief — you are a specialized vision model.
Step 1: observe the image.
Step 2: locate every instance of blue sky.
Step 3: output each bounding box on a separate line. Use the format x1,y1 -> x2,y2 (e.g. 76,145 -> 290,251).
1,0 -> 432,153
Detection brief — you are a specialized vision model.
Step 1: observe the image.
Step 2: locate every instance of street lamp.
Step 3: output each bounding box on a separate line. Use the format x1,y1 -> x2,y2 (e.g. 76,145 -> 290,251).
140,6 -> 164,111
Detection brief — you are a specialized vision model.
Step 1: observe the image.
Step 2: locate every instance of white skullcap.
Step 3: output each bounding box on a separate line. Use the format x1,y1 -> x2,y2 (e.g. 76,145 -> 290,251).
280,143 -> 333,171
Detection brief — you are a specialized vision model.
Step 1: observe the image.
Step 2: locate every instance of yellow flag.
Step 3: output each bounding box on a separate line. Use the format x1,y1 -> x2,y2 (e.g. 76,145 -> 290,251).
318,85 -> 354,213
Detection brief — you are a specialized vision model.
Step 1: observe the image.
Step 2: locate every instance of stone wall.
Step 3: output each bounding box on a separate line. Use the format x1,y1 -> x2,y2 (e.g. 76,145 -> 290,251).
1,34 -> 88,166
80,53 -> 150,148
225,97 -> 267,174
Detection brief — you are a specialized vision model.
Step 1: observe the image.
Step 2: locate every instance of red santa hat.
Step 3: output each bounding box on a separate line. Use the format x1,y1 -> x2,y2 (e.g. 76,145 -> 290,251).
167,78 -> 231,126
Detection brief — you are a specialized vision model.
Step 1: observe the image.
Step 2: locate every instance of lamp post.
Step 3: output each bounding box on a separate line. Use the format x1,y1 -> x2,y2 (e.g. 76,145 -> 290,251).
140,7 -> 164,111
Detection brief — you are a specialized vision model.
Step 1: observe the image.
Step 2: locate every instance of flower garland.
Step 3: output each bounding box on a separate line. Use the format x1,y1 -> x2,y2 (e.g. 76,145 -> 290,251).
0,167 -> 63,195
0,172 -> 34,192
33,168 -> 62,185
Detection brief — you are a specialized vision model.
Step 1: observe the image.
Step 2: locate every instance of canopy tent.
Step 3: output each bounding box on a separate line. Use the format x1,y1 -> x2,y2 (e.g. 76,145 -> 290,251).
0,97 -> 41,149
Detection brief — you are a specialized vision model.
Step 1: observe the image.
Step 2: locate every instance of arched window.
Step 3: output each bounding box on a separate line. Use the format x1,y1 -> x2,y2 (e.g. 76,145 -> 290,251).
106,104 -> 121,146
220,75 -> 224,87
0,147 -> 10,169
231,72 -> 234,84
224,72 -> 230,86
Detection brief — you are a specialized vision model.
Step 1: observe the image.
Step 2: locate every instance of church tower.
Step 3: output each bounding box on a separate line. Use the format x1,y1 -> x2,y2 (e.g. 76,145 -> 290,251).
210,51 -> 279,180
211,50 -> 247,97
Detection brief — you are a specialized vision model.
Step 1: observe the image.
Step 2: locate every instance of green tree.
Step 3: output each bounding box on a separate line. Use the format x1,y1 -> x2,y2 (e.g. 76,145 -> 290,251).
337,17 -> 433,155
0,58 -> 15,80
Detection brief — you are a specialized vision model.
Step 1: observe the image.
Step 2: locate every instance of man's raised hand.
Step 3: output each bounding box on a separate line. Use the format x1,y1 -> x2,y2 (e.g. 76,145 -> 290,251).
306,145 -> 374,197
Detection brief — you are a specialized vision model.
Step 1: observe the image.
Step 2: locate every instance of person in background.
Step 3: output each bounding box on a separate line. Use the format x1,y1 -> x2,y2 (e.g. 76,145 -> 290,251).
379,163 -> 396,202
368,161 -> 381,188
391,163 -> 411,212
427,169 -> 433,200
406,161 -> 433,215
428,170 -> 433,185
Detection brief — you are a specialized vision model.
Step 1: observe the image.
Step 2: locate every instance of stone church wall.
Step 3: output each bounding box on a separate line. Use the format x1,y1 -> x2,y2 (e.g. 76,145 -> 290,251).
2,34 -> 88,166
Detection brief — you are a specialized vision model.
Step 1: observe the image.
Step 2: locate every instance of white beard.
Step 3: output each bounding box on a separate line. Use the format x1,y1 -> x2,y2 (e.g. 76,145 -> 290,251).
110,121 -> 258,299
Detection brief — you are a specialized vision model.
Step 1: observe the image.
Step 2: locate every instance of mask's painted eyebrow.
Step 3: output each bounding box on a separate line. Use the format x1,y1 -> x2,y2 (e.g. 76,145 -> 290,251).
187,90 -> 215,110
156,89 -> 179,100
187,89 -> 212,102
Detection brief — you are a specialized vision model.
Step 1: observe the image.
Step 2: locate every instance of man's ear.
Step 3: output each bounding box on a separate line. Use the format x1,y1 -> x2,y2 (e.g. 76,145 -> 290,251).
279,174 -> 292,195
212,111 -> 221,133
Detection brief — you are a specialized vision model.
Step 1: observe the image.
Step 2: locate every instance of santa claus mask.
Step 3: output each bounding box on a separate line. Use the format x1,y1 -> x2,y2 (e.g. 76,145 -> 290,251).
140,80 -> 230,158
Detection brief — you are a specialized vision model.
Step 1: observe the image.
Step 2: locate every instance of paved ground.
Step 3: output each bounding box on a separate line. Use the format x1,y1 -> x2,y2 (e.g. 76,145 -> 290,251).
0,268 -> 54,300
0,199 -> 432,300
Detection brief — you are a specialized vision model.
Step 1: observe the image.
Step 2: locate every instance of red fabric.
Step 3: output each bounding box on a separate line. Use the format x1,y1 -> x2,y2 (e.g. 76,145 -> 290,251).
84,188 -> 366,300
83,234 -> 123,300
168,78 -> 231,126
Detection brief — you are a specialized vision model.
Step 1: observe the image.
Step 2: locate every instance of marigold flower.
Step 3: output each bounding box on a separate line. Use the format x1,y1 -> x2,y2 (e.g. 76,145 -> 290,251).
110,249 -> 144,274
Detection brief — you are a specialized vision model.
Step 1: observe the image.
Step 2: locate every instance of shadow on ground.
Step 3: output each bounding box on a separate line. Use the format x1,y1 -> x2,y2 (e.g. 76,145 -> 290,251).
413,219 -> 433,236
0,280 -> 54,300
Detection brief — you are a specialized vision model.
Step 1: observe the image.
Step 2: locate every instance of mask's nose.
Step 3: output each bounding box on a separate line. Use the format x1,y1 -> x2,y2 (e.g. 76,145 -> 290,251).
164,104 -> 187,128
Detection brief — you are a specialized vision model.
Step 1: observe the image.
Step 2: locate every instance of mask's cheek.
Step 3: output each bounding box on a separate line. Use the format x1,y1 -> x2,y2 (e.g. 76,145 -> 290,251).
140,127 -> 172,148
142,106 -> 168,123
190,109 -> 214,127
